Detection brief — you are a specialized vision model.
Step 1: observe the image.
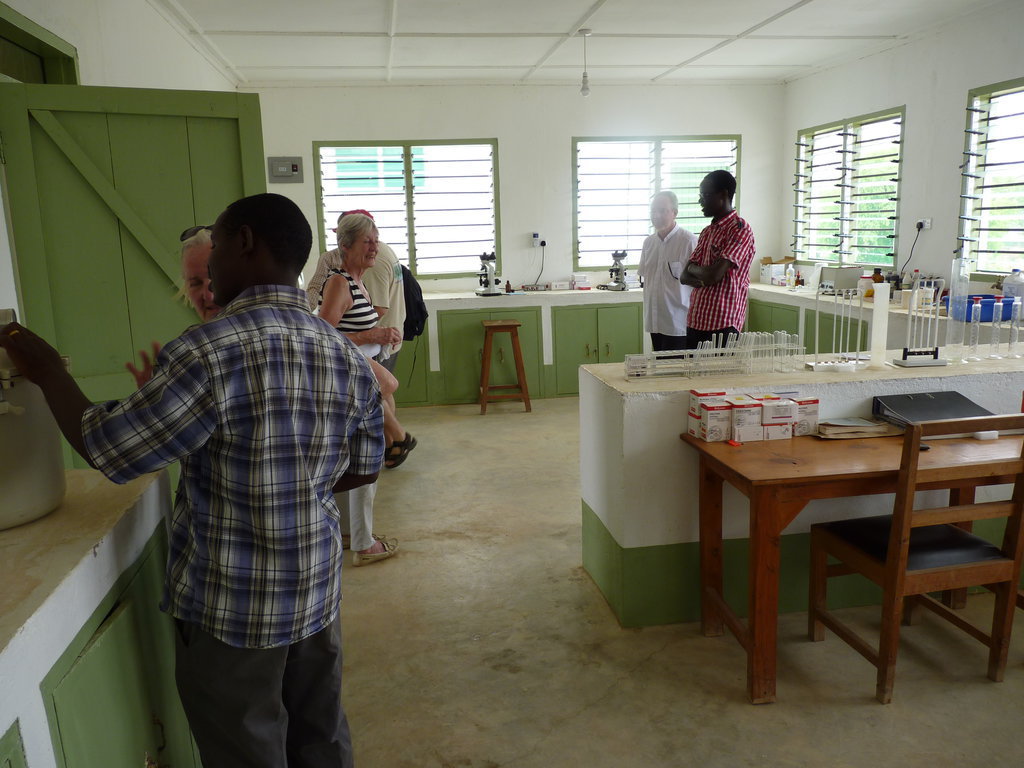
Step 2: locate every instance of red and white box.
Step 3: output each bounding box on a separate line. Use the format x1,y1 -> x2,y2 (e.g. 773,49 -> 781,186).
689,388 -> 729,418
749,395 -> 797,425
763,423 -> 794,440
699,400 -> 732,442
792,397 -> 820,436
726,396 -> 763,442
687,411 -> 701,438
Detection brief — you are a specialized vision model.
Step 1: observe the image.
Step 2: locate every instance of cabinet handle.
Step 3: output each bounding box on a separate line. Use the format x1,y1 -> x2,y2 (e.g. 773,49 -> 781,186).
153,715 -> 167,752
499,348 -> 504,363
585,343 -> 590,357
605,343 -> 611,357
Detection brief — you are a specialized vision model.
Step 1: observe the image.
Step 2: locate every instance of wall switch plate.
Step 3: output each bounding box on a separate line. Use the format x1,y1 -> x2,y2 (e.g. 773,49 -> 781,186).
267,156 -> 303,184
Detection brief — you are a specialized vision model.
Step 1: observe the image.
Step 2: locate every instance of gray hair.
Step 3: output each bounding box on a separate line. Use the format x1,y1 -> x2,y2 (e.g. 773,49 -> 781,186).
652,190 -> 678,210
180,227 -> 212,267
336,213 -> 377,249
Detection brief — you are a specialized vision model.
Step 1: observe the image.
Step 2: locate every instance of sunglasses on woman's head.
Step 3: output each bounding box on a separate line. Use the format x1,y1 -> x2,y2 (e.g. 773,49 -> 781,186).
179,225 -> 212,242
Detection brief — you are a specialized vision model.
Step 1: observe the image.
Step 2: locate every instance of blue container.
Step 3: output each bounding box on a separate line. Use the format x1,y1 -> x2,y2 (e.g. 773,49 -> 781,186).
942,294 -> 1014,322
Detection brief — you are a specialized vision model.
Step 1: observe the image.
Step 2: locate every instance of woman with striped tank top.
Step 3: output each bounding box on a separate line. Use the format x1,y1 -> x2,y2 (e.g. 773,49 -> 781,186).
319,213 -> 410,565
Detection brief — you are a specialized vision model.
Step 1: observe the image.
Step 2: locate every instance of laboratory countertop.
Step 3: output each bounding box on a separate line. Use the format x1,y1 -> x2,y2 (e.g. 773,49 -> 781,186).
0,470 -> 163,656
421,288 -> 643,309
582,354 -> 1024,396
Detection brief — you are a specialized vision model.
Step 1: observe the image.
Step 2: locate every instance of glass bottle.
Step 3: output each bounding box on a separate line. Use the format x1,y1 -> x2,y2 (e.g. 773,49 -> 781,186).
989,295 -> 1004,359
967,296 -> 983,361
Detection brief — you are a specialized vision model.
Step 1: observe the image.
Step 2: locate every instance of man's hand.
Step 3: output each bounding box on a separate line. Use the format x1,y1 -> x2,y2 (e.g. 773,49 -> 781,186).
125,341 -> 162,389
0,323 -> 66,384
0,322 -> 95,463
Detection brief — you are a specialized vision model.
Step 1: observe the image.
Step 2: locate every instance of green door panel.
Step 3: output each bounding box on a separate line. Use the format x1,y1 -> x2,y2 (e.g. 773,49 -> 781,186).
392,333 -> 429,406
770,303 -> 800,335
487,308 -> 540,395
597,304 -> 642,362
438,309 -> 490,403
745,298 -> 771,333
0,82 -> 264,466
553,306 -> 598,395
436,308 -> 541,404
806,309 -> 868,355
0,721 -> 29,768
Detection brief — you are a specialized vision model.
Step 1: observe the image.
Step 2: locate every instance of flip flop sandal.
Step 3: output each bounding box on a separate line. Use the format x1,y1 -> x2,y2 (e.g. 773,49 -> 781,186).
385,432 -> 418,468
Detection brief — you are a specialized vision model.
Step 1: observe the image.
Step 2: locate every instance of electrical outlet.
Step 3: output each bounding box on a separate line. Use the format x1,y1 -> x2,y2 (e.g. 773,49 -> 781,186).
916,218 -> 932,230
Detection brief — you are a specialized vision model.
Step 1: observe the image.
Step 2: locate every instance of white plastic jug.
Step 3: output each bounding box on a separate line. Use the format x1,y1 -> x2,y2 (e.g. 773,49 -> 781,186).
0,311 -> 66,530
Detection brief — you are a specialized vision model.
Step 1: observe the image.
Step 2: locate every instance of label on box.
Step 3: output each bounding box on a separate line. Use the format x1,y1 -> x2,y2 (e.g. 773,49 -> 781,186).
760,398 -> 797,425
732,423 -> 764,442
727,396 -> 763,430
689,389 -> 729,417
764,423 -> 793,440
792,397 -> 820,436
699,401 -> 732,442
687,412 -> 700,438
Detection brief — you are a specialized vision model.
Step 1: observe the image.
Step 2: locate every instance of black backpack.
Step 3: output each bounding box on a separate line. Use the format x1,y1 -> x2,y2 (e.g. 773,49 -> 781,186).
401,264 -> 429,341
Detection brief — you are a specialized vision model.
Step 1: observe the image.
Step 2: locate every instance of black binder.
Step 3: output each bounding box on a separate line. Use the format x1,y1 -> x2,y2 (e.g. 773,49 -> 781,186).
872,391 -> 992,426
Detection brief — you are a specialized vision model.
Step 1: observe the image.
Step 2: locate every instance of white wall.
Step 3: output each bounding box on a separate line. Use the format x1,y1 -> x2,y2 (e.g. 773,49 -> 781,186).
781,0 -> 1024,280
251,83 -> 786,291
7,0 -> 234,90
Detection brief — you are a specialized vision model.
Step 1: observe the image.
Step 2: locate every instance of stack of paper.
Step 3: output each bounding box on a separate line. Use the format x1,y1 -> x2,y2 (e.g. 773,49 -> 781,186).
818,417 -> 904,439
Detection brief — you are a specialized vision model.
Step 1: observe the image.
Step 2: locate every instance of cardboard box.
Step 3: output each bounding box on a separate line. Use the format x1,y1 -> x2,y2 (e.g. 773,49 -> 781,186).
748,394 -> 797,425
764,423 -> 793,440
689,388 -> 729,417
759,257 -> 795,286
687,412 -> 701,438
699,401 -> 732,442
727,396 -> 763,442
792,397 -> 820,436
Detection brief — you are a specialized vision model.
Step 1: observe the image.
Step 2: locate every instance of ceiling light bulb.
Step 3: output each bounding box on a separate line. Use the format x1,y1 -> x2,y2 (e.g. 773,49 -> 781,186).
580,71 -> 591,97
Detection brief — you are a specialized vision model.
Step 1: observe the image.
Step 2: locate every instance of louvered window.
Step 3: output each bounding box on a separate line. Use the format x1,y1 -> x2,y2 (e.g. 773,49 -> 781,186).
958,83 -> 1024,273
316,140 -> 498,277
574,137 -> 739,270
792,112 -> 903,267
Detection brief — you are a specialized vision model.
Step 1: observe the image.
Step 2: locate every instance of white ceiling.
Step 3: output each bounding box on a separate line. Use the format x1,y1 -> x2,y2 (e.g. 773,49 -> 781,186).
157,0 -> 1005,87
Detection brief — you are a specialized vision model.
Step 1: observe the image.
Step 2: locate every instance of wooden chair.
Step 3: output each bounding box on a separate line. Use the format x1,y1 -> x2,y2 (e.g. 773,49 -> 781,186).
808,414 -> 1024,704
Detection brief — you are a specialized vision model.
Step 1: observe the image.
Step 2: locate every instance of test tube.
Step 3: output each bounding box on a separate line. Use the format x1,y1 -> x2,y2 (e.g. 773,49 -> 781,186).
967,296 -> 983,361
1010,297 -> 1022,359
989,295 -> 1004,358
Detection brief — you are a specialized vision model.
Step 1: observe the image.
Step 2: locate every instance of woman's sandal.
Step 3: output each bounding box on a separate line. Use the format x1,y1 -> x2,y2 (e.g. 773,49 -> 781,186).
385,432 -> 418,469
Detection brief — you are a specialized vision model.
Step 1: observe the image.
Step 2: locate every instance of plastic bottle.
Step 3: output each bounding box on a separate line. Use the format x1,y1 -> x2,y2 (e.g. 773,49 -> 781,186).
1003,269 -> 1024,300
785,263 -> 796,290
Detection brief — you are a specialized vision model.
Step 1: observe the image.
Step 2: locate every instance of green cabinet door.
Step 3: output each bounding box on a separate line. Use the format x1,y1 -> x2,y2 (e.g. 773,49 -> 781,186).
806,309 -> 868,355
0,722 -> 28,768
596,304 -> 642,362
47,539 -> 196,768
392,334 -> 429,406
746,299 -> 799,335
436,307 -> 541,404
437,309 -> 491,403
553,307 -> 599,395
746,298 -> 773,332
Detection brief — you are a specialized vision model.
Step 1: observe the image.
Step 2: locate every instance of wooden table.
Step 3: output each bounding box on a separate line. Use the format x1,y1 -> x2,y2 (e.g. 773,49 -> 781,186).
681,432 -> 1022,704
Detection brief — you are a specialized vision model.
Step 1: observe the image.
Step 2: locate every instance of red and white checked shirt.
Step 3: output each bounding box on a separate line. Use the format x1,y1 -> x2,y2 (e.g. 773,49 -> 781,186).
686,210 -> 756,332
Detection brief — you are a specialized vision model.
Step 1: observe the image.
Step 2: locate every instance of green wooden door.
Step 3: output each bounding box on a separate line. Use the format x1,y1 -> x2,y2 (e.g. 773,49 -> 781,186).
0,83 -> 264,425
487,308 -> 540,395
437,309 -> 490,403
596,304 -> 642,362
553,306 -> 598,395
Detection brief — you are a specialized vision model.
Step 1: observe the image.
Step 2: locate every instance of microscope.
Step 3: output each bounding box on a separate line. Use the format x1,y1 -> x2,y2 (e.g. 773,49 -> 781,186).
597,250 -> 629,291
475,251 -> 503,296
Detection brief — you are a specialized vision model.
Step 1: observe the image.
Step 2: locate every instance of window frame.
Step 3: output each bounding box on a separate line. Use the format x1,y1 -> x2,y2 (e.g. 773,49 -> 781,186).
571,135 -> 741,272
792,107 -> 905,268
313,137 -> 501,279
958,76 -> 1024,276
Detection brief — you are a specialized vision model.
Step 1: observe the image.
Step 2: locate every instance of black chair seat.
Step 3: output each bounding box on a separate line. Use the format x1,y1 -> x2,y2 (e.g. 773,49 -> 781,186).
819,514 -> 1006,571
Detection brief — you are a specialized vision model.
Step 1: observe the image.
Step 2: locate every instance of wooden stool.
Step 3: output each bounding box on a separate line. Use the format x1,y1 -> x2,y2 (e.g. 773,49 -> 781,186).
479,319 -> 531,415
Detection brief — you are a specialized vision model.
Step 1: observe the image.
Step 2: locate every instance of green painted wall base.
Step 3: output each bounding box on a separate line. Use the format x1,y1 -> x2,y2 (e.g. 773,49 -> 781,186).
583,500 -> 887,628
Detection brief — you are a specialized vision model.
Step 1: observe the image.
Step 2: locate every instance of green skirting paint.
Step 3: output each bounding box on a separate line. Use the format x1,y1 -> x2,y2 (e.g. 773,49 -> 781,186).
582,500 -> 890,628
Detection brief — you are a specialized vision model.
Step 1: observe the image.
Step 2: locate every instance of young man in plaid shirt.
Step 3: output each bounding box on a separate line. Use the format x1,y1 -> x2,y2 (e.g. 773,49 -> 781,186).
1,193 -> 382,768
680,170 -> 757,349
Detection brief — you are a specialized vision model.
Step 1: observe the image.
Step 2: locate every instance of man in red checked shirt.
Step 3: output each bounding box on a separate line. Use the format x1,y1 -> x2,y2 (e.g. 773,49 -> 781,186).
679,170 -> 756,349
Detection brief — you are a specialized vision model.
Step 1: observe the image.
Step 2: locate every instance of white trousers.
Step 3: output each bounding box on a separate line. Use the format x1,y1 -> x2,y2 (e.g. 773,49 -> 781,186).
335,482 -> 376,552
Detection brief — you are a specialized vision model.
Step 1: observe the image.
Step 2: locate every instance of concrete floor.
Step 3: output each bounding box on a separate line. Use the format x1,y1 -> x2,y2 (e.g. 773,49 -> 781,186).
339,397 -> 1024,768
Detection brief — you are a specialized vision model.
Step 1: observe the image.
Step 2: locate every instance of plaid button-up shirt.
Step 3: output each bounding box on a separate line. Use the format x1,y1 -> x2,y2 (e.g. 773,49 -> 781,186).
686,210 -> 757,332
83,285 -> 384,648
